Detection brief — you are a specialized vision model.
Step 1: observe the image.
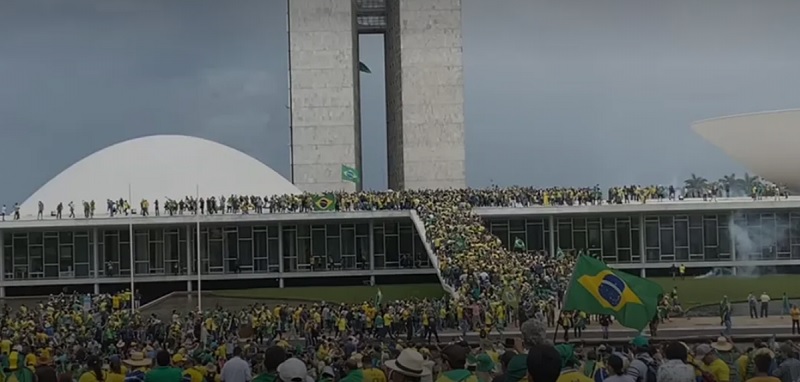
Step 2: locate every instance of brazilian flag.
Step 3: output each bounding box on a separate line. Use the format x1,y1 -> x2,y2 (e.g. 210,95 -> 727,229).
563,255 -> 662,331
312,194 -> 336,212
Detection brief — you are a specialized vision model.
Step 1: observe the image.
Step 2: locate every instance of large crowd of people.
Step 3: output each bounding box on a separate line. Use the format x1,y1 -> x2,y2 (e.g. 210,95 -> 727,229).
0,184 -> 793,382
1,291 -> 798,382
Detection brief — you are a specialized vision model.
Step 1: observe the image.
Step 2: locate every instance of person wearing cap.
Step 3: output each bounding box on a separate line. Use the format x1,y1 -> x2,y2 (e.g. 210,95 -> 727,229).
626,336 -> 656,382
694,344 -> 730,382
276,358 -> 313,382
437,344 -> 478,382
384,348 -> 431,382
252,346 -> 286,382
711,337 -> 739,382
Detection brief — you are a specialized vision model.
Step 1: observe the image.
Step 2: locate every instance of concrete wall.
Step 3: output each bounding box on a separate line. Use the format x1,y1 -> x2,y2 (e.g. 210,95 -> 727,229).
385,0 -> 466,190
289,0 -> 361,193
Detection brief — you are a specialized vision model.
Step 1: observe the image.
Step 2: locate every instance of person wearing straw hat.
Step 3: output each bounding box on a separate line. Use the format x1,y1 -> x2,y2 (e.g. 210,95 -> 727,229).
712,337 -> 739,382
123,352 -> 152,382
385,348 -> 432,382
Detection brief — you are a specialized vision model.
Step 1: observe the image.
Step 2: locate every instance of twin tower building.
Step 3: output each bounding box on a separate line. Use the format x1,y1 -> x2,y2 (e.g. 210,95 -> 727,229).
288,0 -> 466,192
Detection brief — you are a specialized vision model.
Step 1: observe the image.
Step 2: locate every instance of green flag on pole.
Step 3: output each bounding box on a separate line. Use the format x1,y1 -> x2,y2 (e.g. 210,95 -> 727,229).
359,61 -> 372,74
341,164 -> 361,184
513,237 -> 526,251
374,289 -> 383,306
563,255 -> 663,331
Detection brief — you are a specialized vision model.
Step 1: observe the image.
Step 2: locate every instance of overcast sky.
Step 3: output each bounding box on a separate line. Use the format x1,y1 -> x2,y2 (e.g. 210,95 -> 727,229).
1,0 -> 799,203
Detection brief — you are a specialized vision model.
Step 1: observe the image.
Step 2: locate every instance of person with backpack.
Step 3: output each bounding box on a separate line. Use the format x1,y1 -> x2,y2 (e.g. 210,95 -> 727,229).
626,336 -> 658,382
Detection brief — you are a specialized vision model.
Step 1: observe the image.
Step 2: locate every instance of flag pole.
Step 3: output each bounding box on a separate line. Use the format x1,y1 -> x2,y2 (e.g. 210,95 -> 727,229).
196,184 -> 202,313
128,183 -> 135,314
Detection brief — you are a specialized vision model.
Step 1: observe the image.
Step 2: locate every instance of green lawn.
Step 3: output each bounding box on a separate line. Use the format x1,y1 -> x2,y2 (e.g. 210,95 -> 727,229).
211,283 -> 446,304
210,275 -> 800,308
649,275 -> 800,309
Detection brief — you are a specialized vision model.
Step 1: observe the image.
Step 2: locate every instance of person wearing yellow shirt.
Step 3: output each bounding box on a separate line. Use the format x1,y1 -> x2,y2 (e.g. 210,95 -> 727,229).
745,353 -> 780,382
106,357 -> 127,382
78,356 -> 107,382
791,305 -> 800,334
554,345 -> 592,382
695,344 -> 731,382
1,338 -> 12,355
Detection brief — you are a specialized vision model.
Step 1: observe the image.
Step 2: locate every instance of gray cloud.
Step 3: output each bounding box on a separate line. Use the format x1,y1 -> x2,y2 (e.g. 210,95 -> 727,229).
1,0 -> 799,203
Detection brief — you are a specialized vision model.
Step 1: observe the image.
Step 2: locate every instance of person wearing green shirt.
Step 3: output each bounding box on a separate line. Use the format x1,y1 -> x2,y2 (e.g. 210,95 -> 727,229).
146,351 -> 184,382
252,347 -> 286,382
782,293 -> 791,317
4,351 -> 34,382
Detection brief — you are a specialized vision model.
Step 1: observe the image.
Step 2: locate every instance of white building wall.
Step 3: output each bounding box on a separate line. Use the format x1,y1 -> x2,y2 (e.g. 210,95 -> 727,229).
385,0 -> 466,190
289,0 -> 360,193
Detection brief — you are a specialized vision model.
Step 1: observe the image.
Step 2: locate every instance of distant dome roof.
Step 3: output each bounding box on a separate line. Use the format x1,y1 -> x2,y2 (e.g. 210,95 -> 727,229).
692,109 -> 800,190
23,135 -> 299,214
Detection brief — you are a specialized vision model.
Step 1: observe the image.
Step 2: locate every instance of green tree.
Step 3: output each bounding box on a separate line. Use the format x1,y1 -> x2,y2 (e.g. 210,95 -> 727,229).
741,172 -> 761,193
718,173 -> 740,195
683,173 -> 708,196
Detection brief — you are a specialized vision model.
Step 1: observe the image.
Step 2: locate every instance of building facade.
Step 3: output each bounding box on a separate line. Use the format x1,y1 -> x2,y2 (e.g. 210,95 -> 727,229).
2,199 -> 800,296
288,0 -> 466,192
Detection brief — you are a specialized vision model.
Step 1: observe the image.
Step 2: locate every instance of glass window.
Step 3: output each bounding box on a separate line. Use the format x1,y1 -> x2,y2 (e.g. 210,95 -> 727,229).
385,235 -> 399,262
297,224 -> 310,237
268,225 -> 279,238
573,230 -> 587,251
76,263 -> 90,277
616,220 -> 631,249
268,239 -> 280,267
238,240 -> 253,266
59,231 -> 73,244
341,228 -> 355,255
557,223 -> 572,250
659,229 -> 674,255
120,243 -> 130,270
659,216 -> 673,228
587,222 -> 601,250
120,229 -> 130,243
135,234 -> 148,261
719,227 -> 730,254
509,219 -> 525,232
384,221 -> 398,235
326,224 -> 340,237
674,220 -> 688,247
399,227 -> 413,256
30,232 -> 43,245
75,236 -> 89,263
60,245 -> 73,272
676,247 -> 689,261
526,224 -> 544,251
282,229 -> 296,257
238,226 -> 252,239
689,215 -> 702,228
602,230 -> 616,256
631,229 -> 641,258
356,223 -> 369,236
573,218 -> 586,230
311,229 -> 325,257
254,231 -> 267,259
645,223 -> 659,248
689,228 -> 703,255
44,238 -> 58,264
326,237 -> 340,260
209,241 -> 223,268
104,235 -> 118,263
45,265 -> 58,278
703,220 -> 718,246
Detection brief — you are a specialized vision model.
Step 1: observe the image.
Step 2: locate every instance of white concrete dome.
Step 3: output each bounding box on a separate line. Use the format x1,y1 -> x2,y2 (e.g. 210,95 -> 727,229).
23,135 -> 300,215
693,109 -> 800,190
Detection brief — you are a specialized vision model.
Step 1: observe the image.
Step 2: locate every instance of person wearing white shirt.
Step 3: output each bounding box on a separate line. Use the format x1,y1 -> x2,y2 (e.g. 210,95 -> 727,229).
761,292 -> 771,318
221,347 -> 252,382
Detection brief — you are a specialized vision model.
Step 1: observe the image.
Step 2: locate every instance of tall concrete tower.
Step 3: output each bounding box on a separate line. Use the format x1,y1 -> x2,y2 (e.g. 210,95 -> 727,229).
288,0 -> 466,192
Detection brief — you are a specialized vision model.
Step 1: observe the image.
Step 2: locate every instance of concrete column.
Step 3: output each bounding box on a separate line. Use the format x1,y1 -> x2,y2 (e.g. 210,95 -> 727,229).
92,228 -> 99,278
548,216 -> 556,256
187,280 -> 193,292
0,229 -> 4,298
93,283 -> 99,294
369,221 -> 375,271
370,275 -> 375,286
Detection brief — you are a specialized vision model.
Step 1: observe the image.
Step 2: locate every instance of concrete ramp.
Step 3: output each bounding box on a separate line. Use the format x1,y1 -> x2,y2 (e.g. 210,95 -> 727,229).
409,210 -> 458,298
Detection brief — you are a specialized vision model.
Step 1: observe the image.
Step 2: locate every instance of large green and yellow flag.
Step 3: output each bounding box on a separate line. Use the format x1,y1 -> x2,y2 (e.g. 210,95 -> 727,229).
312,193 -> 336,212
563,255 -> 662,331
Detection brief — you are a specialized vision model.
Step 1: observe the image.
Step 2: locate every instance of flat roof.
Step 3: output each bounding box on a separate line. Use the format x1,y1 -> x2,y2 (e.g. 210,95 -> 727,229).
0,197 -> 798,231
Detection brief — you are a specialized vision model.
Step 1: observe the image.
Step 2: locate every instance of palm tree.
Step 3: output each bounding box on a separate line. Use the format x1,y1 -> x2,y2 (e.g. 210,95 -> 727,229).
718,173 -> 739,196
741,172 -> 761,195
684,173 -> 709,197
